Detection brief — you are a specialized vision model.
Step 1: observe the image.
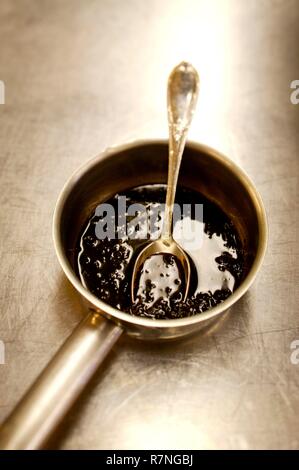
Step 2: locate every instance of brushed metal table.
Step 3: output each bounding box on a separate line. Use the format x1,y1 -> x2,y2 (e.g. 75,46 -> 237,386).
0,0 -> 298,450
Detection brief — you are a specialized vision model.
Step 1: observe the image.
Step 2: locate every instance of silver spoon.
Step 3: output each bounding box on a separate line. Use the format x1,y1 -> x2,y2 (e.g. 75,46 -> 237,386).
131,62 -> 199,303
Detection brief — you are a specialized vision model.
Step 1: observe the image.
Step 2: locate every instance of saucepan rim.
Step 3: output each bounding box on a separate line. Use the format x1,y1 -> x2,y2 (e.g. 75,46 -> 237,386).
52,139 -> 268,329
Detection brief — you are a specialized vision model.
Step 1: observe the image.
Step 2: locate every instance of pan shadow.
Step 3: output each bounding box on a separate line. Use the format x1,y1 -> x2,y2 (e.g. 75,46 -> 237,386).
51,272 -> 87,326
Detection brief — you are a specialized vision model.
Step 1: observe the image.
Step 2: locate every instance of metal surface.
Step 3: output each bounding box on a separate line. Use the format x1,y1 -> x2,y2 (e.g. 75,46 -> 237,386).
0,0 -> 298,450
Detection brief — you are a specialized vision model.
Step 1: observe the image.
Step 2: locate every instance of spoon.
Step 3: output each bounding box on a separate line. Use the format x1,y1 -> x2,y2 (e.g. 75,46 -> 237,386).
131,61 -> 199,303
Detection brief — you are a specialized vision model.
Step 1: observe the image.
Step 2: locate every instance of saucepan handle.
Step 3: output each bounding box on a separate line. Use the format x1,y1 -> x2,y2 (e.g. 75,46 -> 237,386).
0,312 -> 123,450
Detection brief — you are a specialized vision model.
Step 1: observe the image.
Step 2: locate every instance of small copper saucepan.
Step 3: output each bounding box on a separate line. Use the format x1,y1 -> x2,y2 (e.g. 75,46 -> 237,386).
0,140 -> 267,449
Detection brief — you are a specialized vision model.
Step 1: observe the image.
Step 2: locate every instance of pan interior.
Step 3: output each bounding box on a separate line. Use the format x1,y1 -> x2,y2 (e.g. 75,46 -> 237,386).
59,143 -> 259,277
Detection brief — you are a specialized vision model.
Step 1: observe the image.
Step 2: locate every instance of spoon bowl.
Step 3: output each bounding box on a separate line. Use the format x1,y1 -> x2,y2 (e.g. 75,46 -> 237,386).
131,236 -> 191,302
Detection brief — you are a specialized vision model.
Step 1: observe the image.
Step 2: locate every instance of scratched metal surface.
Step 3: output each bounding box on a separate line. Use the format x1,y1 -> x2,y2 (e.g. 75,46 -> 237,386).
0,0 -> 298,450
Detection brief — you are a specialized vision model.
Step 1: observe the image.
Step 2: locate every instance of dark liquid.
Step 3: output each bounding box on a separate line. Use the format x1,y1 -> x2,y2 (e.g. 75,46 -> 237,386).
77,185 -> 244,319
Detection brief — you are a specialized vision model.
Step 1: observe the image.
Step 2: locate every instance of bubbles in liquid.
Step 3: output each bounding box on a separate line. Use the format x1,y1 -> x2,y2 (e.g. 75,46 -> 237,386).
77,185 -> 245,319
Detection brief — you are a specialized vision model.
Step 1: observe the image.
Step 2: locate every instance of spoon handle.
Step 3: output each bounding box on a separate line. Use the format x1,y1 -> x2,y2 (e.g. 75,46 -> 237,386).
162,62 -> 199,241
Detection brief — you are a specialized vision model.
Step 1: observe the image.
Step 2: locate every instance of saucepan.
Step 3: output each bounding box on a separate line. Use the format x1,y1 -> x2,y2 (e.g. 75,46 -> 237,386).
0,140 -> 267,449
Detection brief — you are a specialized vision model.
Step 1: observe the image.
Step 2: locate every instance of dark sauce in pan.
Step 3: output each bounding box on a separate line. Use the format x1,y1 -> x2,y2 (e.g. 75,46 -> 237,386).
77,185 -> 245,319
